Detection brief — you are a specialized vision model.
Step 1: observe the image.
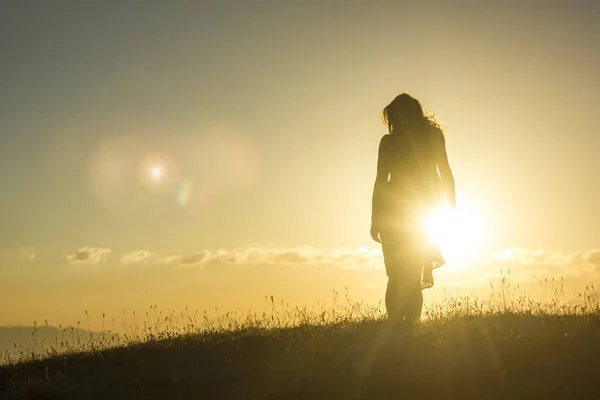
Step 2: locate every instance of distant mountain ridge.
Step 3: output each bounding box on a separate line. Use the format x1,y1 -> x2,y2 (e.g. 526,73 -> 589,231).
0,326 -> 108,360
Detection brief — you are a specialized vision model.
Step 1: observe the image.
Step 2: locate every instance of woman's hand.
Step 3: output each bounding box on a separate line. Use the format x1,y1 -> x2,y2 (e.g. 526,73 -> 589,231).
370,225 -> 381,243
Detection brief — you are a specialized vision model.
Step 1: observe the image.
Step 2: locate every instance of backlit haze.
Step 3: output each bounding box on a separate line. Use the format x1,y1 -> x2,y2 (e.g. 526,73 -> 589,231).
2,1 -> 599,330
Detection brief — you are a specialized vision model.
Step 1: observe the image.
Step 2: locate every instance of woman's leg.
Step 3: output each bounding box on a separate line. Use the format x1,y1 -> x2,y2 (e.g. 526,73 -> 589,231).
382,232 -> 424,322
403,285 -> 423,323
386,276 -> 422,322
385,278 -> 402,319
382,234 -> 403,320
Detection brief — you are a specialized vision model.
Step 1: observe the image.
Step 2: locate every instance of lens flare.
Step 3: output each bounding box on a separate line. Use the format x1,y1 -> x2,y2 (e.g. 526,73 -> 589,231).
177,179 -> 194,205
138,153 -> 178,189
150,166 -> 163,181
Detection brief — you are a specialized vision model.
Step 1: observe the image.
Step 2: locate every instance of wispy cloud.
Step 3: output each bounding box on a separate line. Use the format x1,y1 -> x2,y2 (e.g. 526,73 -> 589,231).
487,247 -> 600,289
67,247 -> 111,265
493,247 -> 600,268
116,245 -> 384,270
57,244 -> 600,294
583,250 -> 600,266
178,250 -> 212,267
566,250 -> 600,268
119,250 -> 156,264
492,248 -> 565,265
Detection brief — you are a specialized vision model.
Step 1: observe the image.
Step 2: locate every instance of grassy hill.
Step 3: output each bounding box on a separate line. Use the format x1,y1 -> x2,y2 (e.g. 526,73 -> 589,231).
2,288 -> 600,399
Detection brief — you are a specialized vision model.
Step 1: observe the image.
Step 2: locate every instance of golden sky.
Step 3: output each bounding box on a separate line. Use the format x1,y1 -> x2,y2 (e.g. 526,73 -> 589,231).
1,1 -> 599,329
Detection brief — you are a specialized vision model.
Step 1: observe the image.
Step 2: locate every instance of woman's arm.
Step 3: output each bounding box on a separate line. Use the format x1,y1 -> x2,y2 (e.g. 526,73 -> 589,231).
371,135 -> 391,243
436,133 -> 456,209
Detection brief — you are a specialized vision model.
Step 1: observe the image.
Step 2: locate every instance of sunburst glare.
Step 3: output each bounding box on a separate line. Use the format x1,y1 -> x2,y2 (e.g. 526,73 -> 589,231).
424,198 -> 484,268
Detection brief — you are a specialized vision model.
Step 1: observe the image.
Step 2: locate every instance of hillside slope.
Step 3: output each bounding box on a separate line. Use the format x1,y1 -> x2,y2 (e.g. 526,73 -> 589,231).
2,314 -> 600,399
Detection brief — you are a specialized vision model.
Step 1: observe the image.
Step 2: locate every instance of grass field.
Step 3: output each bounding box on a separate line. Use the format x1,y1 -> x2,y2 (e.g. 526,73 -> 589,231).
2,281 -> 600,399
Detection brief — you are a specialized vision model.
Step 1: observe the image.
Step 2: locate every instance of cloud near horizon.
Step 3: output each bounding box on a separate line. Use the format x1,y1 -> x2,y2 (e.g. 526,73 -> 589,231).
118,250 -> 155,264
52,245 -> 600,290
488,247 -> 600,290
493,248 -> 600,266
493,248 -> 600,270
66,247 -> 112,265
117,245 -> 385,270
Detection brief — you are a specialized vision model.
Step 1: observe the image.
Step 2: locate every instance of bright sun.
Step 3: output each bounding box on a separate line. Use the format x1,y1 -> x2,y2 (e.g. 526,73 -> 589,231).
424,200 -> 484,266
150,166 -> 163,181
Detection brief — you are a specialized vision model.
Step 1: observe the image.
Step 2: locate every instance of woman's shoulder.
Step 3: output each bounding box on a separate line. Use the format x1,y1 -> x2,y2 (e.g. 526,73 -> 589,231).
377,134 -> 399,160
428,126 -> 445,144
379,133 -> 396,145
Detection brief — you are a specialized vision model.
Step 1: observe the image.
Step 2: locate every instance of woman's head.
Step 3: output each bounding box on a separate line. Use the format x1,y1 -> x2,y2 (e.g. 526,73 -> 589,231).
382,93 -> 440,135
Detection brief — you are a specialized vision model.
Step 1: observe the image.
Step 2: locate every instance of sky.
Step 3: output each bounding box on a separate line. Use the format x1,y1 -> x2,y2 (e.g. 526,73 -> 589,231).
1,0 -> 599,329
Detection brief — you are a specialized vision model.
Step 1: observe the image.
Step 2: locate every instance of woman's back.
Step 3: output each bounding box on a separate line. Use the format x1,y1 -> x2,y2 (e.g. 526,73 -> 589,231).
380,127 -> 443,213
371,92 -> 455,240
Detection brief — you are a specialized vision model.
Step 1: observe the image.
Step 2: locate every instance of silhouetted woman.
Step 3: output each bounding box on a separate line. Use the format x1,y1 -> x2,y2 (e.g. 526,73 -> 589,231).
371,93 -> 456,322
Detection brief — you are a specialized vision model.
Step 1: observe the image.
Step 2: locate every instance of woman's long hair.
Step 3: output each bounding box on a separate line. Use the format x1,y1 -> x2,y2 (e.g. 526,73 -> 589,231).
381,93 -> 442,136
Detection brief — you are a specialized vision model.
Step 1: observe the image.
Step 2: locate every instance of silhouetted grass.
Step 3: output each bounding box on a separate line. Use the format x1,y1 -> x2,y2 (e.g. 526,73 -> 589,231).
1,277 -> 600,399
